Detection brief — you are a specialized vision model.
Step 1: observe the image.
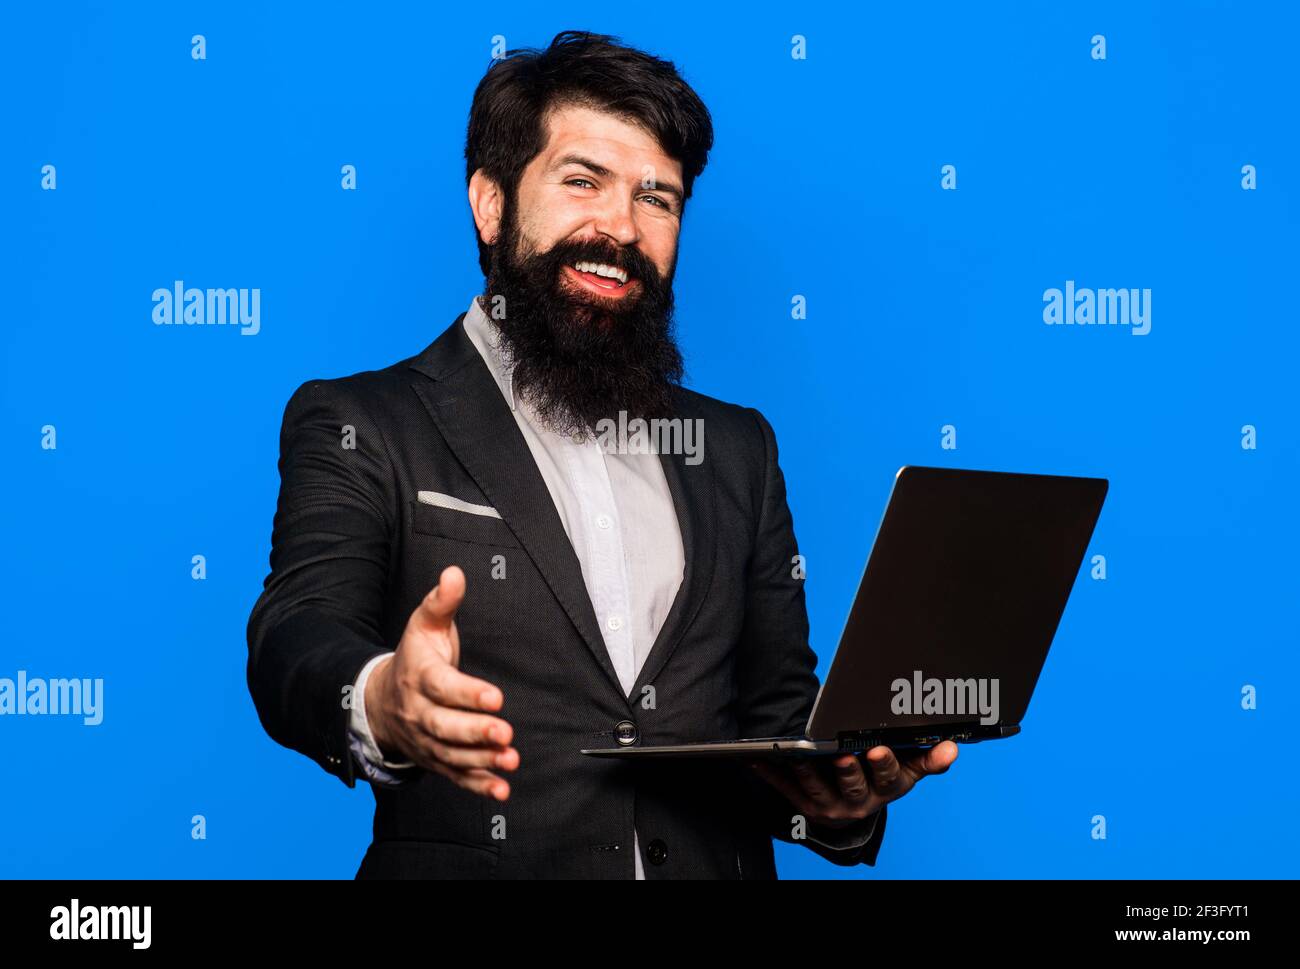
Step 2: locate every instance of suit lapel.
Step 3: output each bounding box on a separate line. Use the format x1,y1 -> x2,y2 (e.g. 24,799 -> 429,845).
408,315 -> 718,706
408,316 -> 625,702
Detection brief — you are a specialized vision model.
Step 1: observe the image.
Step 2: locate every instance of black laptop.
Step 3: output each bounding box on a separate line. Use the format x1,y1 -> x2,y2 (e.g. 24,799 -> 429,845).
580,465 -> 1107,759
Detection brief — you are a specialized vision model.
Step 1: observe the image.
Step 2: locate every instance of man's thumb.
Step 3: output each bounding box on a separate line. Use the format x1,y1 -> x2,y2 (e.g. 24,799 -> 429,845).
417,565 -> 466,631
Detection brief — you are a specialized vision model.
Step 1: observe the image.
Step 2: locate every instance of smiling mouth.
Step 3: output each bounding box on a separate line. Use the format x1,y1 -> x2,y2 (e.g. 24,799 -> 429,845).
563,262 -> 638,297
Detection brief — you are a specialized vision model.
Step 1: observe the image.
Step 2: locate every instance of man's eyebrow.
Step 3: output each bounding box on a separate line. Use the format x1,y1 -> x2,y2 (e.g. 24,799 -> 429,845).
552,153 -> 684,202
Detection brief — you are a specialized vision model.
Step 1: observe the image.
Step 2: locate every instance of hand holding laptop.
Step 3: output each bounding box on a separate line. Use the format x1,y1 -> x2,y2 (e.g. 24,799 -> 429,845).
749,742 -> 959,829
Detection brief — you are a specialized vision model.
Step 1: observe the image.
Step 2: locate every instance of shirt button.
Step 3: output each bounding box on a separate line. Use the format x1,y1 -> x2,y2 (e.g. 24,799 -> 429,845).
614,720 -> 638,745
596,514 -> 612,529
606,615 -> 623,632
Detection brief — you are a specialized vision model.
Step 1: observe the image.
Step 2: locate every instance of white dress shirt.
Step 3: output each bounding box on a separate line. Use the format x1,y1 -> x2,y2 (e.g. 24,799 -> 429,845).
348,294 -> 875,876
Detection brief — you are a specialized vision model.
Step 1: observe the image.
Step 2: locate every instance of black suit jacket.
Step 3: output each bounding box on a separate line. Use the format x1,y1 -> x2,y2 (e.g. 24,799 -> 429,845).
246,311 -> 887,879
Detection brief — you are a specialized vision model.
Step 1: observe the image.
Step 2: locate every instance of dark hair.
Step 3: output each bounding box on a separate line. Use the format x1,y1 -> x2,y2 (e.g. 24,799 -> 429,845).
464,30 -> 714,275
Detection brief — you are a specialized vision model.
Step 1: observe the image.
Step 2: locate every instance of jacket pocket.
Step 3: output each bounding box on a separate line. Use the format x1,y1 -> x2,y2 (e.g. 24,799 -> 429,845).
410,498 -> 520,548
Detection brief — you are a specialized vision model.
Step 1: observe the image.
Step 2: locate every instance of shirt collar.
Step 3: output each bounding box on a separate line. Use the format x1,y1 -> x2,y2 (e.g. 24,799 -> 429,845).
460,294 -> 517,412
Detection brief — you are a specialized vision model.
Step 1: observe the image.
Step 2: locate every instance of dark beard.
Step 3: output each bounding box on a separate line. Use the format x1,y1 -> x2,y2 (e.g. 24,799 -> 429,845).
481,197 -> 684,439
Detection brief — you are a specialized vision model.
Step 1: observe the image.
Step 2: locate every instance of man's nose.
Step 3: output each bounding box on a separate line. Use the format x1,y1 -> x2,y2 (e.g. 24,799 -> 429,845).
593,194 -> 640,249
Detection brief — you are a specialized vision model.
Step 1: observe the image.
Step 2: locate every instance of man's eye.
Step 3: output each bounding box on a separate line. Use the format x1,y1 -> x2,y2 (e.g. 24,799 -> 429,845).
566,178 -> 595,189
639,194 -> 669,209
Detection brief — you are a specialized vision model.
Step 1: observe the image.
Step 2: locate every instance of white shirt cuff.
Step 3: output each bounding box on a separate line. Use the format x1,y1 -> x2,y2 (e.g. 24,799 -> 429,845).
350,652 -> 416,770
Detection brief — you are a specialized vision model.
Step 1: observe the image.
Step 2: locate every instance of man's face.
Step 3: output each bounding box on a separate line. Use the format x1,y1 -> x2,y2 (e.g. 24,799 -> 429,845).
506,102 -> 683,311
473,103 -> 687,436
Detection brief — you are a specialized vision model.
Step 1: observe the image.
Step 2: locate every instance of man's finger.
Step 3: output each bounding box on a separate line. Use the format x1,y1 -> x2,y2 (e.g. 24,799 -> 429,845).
864,745 -> 905,793
789,759 -> 834,804
421,704 -> 514,748
902,740 -> 959,779
832,754 -> 870,804
412,566 -> 466,634
424,738 -> 520,771
418,662 -> 505,715
425,761 -> 510,801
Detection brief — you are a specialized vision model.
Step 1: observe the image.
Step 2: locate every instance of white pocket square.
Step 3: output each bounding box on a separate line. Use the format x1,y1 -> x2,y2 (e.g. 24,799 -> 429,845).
416,490 -> 502,519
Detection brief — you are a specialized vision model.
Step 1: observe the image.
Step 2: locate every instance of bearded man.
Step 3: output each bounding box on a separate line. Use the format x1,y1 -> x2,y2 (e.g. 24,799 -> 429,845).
246,30 -> 956,880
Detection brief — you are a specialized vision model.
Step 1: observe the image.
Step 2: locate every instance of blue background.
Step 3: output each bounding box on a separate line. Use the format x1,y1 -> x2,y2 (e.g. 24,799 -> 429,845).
2,1 -> 1295,878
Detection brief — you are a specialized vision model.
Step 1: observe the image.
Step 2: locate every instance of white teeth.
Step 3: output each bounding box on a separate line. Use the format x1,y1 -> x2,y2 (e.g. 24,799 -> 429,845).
573,262 -> 628,284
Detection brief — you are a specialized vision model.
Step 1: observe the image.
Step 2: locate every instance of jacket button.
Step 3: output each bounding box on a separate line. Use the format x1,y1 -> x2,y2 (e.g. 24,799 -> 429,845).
613,720 -> 638,746
646,839 -> 668,865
